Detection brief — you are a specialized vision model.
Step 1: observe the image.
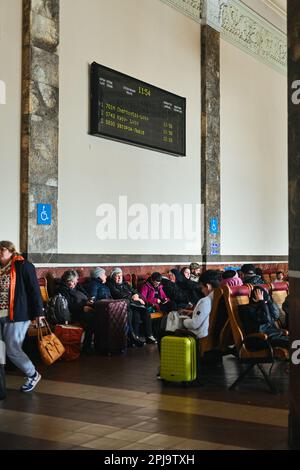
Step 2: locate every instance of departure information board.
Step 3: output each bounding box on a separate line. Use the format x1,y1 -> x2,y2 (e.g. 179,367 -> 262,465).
90,63 -> 186,156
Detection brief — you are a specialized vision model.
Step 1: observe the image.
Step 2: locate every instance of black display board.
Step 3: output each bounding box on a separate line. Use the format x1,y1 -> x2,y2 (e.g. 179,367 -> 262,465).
90,62 -> 186,156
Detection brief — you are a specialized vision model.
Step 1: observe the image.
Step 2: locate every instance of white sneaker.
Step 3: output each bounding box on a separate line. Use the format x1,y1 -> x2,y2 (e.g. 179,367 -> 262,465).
20,372 -> 41,393
146,335 -> 157,344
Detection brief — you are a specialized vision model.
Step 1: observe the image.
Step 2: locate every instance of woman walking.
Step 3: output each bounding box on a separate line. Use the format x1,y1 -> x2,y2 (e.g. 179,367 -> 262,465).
0,241 -> 43,393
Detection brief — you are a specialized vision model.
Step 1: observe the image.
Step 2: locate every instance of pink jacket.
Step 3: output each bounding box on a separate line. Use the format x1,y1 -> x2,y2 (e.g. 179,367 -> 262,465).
140,281 -> 169,306
221,275 -> 243,287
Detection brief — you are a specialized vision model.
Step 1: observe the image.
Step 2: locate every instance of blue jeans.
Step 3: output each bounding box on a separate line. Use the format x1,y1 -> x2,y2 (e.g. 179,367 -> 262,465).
0,318 -> 36,377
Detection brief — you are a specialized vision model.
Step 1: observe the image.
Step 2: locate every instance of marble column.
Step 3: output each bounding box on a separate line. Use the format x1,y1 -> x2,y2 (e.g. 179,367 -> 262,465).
201,24 -> 220,260
201,1 -> 226,261
21,0 -> 59,260
288,0 -> 300,450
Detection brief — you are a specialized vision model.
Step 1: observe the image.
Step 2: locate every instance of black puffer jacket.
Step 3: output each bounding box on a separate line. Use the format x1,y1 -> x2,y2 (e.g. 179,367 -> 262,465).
57,283 -> 89,318
106,278 -> 137,300
161,278 -> 189,308
178,278 -> 204,305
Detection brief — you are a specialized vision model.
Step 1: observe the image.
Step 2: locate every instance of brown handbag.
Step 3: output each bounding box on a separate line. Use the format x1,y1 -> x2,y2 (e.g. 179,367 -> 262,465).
38,320 -> 65,366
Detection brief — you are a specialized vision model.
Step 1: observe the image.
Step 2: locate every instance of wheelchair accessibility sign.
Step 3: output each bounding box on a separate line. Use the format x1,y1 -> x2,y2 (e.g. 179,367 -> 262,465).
37,204 -> 52,225
210,218 -> 218,234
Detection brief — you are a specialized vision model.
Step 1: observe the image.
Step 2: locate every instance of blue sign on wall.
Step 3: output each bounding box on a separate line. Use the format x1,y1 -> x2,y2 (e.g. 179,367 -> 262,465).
210,218 -> 218,234
37,204 -> 52,225
210,242 -> 220,255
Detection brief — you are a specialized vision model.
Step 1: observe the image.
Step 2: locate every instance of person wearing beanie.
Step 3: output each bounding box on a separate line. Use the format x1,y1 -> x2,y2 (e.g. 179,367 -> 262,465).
220,270 -> 243,287
107,268 -> 157,345
84,267 -> 111,301
110,267 -> 122,278
189,262 -> 201,283
92,267 -> 106,279
86,267 -> 146,349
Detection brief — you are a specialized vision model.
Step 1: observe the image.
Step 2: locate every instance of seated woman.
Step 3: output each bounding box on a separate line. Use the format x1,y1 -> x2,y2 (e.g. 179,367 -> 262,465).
161,270 -> 191,310
84,267 -> 111,300
139,272 -> 172,313
179,266 -> 204,305
57,270 -> 95,354
238,286 -> 289,349
85,267 -> 144,348
107,268 -> 157,344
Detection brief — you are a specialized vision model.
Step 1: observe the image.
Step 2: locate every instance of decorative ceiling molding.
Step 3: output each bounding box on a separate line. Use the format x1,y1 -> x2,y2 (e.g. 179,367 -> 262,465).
221,0 -> 286,74
159,0 -> 287,74
159,0 -> 202,21
201,0 -> 228,31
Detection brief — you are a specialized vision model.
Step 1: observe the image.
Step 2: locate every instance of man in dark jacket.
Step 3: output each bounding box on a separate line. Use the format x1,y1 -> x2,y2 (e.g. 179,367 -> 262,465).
240,264 -> 264,285
0,240 -> 44,393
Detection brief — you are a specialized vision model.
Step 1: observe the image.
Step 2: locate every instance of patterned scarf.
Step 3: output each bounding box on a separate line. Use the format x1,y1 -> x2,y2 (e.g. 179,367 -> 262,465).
0,259 -> 12,276
0,255 -> 24,321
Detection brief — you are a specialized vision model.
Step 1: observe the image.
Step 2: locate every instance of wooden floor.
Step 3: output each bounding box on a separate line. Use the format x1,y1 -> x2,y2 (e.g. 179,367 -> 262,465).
0,344 -> 289,450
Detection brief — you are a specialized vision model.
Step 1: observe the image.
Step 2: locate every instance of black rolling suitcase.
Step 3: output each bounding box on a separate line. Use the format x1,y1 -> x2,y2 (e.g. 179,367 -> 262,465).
94,299 -> 128,355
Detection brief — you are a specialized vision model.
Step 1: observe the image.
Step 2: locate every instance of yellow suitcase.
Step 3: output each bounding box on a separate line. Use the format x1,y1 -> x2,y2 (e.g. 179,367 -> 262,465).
160,335 -> 197,383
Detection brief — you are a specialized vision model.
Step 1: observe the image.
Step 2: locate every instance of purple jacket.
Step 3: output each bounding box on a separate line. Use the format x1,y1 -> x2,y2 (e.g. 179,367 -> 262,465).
140,281 -> 169,306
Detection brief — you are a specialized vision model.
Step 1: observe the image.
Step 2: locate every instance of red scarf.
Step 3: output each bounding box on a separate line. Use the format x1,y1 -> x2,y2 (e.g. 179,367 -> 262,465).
9,255 -> 24,321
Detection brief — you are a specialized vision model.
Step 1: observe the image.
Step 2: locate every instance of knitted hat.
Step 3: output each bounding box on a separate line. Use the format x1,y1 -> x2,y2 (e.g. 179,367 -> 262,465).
91,267 -> 106,279
189,262 -> 201,270
111,267 -> 122,278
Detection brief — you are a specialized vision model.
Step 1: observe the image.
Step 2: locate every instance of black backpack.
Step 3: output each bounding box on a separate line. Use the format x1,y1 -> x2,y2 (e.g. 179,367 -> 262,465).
46,293 -> 71,325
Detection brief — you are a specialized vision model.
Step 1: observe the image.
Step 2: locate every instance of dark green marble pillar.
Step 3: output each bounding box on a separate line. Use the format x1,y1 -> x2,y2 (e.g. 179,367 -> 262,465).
21,0 -> 59,260
201,24 -> 220,262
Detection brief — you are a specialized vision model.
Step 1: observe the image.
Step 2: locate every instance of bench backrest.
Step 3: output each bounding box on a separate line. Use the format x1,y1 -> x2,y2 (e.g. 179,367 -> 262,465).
270,281 -> 289,308
38,277 -> 49,304
223,285 -> 251,348
199,287 -> 226,356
